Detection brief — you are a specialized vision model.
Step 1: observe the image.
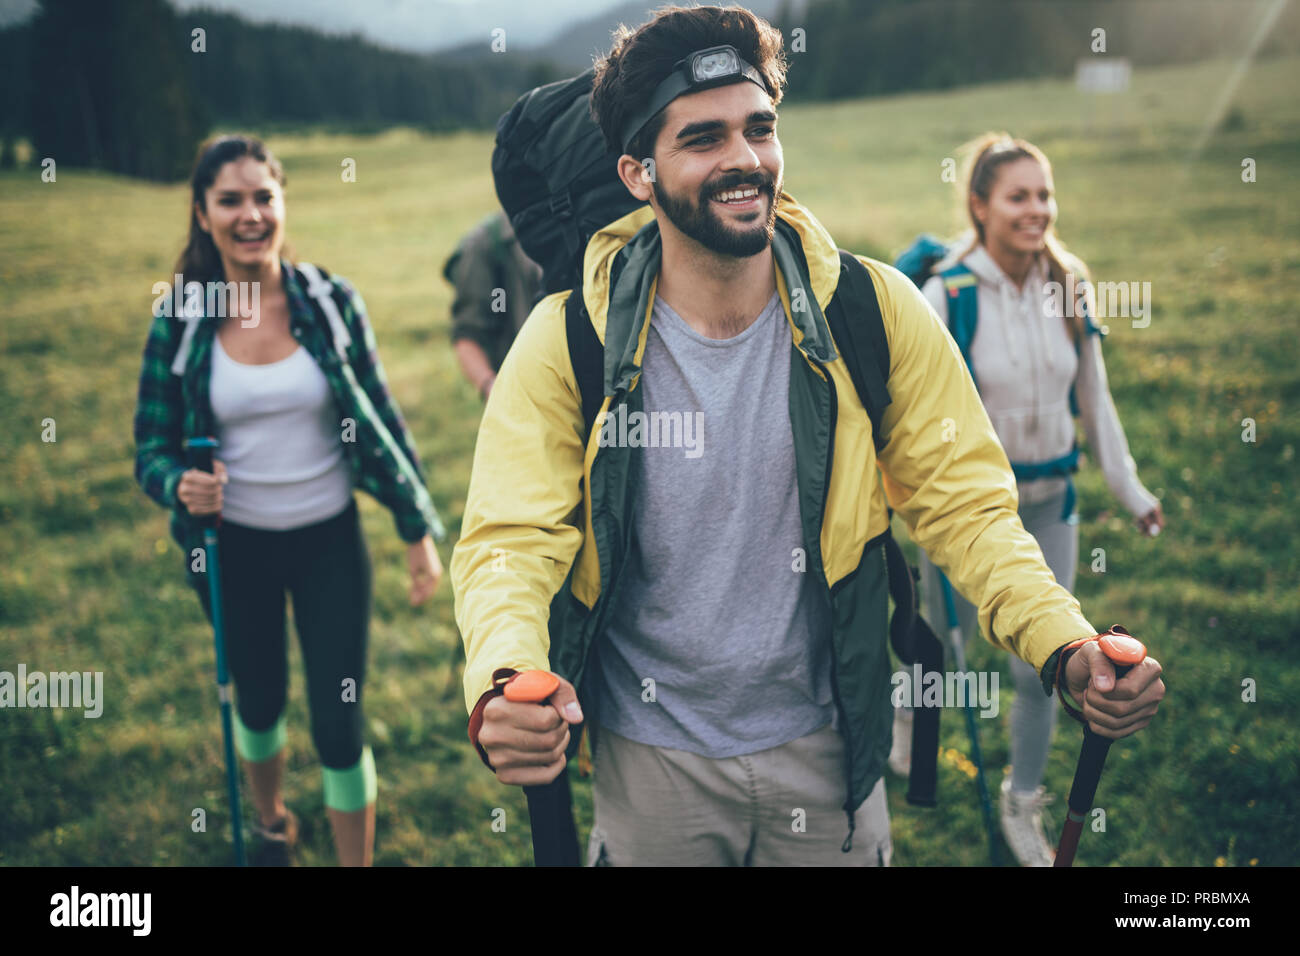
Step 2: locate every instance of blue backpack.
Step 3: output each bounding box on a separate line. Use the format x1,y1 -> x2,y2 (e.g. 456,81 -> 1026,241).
894,235 -> 1106,523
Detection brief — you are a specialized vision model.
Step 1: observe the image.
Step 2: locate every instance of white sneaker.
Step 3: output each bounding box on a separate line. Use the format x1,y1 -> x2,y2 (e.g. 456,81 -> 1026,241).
888,707 -> 913,777
1000,774 -> 1056,867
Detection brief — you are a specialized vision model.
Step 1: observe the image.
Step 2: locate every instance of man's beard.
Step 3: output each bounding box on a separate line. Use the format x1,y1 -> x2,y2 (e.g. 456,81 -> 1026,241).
653,169 -> 781,258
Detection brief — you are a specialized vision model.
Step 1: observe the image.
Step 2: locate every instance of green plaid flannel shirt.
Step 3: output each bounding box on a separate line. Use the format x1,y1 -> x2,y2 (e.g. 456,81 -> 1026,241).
134,261 -> 446,573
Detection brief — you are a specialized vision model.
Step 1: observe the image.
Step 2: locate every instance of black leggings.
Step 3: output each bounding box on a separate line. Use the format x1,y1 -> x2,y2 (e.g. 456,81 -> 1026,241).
188,498 -> 371,769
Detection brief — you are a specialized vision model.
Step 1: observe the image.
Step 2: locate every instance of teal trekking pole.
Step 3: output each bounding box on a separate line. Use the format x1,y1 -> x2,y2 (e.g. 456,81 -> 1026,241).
185,436 -> 246,867
938,571 -> 1001,865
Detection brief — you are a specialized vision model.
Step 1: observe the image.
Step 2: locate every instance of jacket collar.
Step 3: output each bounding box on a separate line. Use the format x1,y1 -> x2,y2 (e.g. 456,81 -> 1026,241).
581,192 -> 844,394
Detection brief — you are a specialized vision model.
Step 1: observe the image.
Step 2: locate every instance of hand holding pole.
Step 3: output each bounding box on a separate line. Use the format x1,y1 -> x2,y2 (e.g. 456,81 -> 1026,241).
503,670 -> 581,867
1054,629 -> 1147,868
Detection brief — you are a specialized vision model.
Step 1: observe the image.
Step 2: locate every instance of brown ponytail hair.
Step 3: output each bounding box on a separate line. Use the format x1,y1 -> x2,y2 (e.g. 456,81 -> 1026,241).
174,134 -> 290,285
956,132 -> 1088,343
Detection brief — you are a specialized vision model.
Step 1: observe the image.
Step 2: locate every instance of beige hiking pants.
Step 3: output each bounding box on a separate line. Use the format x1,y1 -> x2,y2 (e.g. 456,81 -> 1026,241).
586,722 -> 892,866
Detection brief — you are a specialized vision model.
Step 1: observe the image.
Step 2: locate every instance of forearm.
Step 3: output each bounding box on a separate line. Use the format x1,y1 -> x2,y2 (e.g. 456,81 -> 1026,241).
1076,335 -> 1158,517
893,466 -> 1095,674
340,280 -> 435,494
449,293 -> 586,715
451,415 -> 583,711
873,261 -> 1095,674
453,337 -> 497,397
133,322 -> 188,510
381,396 -> 430,489
453,540 -> 562,716
135,447 -> 186,509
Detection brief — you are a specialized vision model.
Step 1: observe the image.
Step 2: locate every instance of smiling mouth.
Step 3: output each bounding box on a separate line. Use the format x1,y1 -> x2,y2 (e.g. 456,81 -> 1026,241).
710,185 -> 763,205
234,230 -> 271,244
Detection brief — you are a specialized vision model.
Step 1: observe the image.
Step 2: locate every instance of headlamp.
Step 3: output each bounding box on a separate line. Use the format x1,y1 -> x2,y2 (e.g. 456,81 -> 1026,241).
619,44 -> 768,155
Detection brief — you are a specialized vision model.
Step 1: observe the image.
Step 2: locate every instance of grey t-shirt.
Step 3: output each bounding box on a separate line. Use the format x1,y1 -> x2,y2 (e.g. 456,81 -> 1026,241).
591,290 -> 834,758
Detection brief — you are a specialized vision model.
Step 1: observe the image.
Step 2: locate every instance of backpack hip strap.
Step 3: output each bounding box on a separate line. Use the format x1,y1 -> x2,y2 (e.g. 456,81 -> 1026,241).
1009,444 -> 1081,521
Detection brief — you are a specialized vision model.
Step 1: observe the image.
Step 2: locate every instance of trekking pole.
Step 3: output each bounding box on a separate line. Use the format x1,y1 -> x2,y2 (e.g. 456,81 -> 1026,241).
184,437 -> 246,867
1053,628 -> 1146,868
937,572 -> 1000,866
503,670 -> 581,867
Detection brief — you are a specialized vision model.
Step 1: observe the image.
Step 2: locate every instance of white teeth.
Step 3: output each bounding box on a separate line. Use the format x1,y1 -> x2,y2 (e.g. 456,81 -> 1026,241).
713,186 -> 760,203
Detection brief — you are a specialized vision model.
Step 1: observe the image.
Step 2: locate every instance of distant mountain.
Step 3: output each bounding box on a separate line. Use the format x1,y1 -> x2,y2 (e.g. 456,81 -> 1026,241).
169,0 -> 629,55
433,1 -> 800,75
521,0 -> 798,71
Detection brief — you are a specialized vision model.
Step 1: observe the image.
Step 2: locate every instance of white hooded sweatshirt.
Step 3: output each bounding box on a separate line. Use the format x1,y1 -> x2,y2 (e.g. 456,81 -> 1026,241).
921,241 -> 1158,520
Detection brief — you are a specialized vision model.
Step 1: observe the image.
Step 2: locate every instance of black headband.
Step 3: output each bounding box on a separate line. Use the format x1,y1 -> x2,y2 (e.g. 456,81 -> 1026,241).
619,45 -> 768,155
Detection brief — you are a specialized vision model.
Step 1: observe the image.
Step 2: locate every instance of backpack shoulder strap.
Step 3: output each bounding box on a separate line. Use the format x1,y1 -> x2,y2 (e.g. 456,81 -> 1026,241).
824,250 -> 891,453
938,263 -> 979,390
564,284 -> 604,439
1067,278 -> 1107,418
296,262 -> 354,362
822,253 -> 920,649
825,249 -> 945,804
168,300 -> 206,376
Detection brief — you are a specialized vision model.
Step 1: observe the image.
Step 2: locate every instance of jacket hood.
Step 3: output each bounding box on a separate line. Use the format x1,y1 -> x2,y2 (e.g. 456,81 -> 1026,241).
579,191 -> 845,393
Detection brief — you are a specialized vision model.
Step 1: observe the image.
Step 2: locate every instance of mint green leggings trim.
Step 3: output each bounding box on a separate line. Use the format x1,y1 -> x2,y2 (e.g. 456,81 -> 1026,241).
234,712 -> 287,763
322,746 -> 377,811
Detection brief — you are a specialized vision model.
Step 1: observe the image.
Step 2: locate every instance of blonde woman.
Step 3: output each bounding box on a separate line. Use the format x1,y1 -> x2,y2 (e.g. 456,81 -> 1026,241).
892,133 -> 1164,866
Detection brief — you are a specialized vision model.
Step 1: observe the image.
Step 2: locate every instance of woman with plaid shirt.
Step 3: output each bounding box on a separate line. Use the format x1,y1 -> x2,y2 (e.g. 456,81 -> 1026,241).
133,135 -> 445,866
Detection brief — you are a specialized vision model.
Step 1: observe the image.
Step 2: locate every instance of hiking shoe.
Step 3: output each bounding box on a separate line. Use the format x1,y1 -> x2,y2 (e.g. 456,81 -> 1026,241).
249,809 -> 298,867
888,707 -> 913,778
999,775 -> 1055,867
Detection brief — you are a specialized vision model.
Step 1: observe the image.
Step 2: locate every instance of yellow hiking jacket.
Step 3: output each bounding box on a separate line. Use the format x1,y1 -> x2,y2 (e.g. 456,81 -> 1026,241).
451,193 -> 1097,811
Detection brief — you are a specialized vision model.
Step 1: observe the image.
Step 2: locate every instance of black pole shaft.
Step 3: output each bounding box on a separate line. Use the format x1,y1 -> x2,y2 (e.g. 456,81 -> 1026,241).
1055,661 -> 1134,867
523,769 -> 580,867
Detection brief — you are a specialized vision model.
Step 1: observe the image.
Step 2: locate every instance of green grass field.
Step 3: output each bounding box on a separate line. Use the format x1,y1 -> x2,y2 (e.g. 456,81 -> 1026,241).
1,53 -> 1297,866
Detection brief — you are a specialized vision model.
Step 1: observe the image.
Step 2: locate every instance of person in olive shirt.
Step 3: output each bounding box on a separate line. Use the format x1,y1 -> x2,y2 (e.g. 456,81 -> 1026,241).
445,211 -> 543,400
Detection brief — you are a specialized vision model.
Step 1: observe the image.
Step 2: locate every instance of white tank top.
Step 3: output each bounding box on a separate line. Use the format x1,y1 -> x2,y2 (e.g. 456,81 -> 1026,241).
209,333 -> 353,530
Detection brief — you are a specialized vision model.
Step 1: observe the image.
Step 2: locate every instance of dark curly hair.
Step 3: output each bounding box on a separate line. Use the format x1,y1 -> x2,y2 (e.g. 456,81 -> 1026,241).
590,5 -> 788,160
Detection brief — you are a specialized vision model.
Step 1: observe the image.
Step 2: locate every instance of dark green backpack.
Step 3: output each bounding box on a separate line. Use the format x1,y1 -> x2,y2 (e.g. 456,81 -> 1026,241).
491,69 -> 645,298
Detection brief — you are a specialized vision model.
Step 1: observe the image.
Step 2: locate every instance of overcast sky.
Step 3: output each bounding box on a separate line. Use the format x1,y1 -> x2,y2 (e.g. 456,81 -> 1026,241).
0,0 -> 630,52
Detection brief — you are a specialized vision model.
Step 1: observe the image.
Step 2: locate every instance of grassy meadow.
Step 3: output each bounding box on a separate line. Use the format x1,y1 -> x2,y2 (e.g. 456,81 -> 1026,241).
1,52 -> 1297,866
